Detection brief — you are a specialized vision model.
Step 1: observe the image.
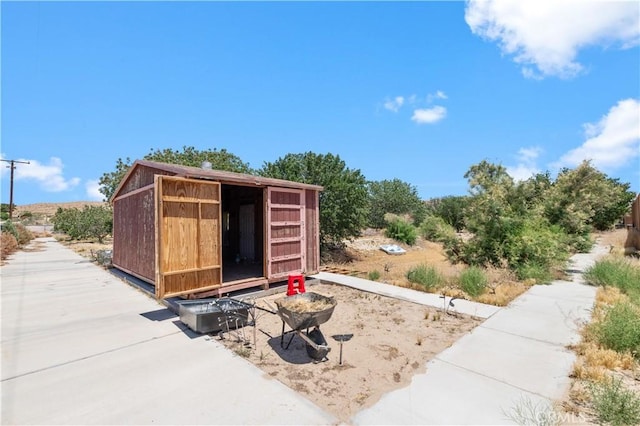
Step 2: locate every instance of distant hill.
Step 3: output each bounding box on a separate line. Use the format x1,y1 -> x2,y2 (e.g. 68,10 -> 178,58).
14,202 -> 107,217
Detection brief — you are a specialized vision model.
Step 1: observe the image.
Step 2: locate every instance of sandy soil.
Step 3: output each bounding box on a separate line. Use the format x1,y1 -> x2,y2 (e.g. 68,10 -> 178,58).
219,282 -> 482,423
323,230 -> 528,306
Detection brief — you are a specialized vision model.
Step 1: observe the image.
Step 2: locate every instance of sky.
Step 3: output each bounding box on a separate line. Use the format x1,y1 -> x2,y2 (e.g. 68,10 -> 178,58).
1,1 -> 639,206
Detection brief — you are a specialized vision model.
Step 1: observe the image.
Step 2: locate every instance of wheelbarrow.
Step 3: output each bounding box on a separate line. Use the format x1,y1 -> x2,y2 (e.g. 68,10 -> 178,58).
274,292 -> 337,361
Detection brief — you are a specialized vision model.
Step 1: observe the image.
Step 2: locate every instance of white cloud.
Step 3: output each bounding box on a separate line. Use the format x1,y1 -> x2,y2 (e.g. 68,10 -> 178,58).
465,0 -> 640,79
555,98 -> 640,170
85,180 -> 104,201
383,96 -> 405,112
507,146 -> 543,181
0,157 -> 81,192
426,90 -> 448,103
411,106 -> 447,124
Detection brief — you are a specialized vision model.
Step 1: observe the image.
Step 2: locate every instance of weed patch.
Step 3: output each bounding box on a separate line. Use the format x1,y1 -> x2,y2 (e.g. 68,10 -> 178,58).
406,264 -> 444,291
589,376 -> 640,426
458,266 -> 488,297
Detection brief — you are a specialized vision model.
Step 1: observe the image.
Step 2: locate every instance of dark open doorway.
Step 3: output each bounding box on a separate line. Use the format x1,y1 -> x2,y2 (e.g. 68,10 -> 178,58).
221,184 -> 264,283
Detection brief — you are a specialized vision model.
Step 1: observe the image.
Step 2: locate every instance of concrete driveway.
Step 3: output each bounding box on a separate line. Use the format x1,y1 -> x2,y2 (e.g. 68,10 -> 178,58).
2,237 -> 606,425
1,238 -> 336,425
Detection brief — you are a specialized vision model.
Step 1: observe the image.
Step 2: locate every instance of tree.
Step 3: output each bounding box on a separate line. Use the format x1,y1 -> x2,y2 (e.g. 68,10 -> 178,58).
367,179 -> 426,229
99,146 -> 252,200
425,196 -> 467,232
259,152 -> 369,250
543,161 -> 634,234
52,205 -> 113,243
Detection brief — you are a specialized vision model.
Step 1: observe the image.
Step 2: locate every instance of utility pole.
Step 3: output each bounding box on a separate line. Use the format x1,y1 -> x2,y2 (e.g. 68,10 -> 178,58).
1,159 -> 30,220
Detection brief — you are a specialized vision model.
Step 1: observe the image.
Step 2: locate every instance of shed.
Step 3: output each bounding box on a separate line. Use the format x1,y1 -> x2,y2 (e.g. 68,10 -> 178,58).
111,160 -> 323,299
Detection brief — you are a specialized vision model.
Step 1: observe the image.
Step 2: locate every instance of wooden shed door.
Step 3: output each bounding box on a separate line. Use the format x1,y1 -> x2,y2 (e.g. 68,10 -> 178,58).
156,176 -> 222,298
266,187 -> 305,279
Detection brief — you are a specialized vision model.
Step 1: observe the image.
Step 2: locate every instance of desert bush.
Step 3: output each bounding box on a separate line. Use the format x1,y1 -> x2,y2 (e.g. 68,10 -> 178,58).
589,376 -> 640,426
593,302 -> 640,358
458,267 -> 488,297
420,215 -> 456,243
503,217 -> 569,273
14,223 -> 34,246
1,232 -> 18,259
406,264 -> 444,290
385,218 -> 417,246
368,270 -> 381,281
514,262 -> 553,283
1,220 -> 18,240
585,258 -> 640,301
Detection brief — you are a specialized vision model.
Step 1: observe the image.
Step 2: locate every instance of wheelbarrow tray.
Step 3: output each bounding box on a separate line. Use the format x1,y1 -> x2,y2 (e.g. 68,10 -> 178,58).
274,292 -> 337,331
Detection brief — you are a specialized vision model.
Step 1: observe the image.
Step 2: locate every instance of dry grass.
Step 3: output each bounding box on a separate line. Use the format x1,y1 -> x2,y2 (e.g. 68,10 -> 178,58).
328,231 -> 527,307
563,233 -> 640,421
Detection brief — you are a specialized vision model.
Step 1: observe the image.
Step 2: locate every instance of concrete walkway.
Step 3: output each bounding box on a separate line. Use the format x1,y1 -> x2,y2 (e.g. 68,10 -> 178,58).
1,238 -> 336,425
311,272 -> 501,319
351,244 -> 609,425
2,237 -> 609,425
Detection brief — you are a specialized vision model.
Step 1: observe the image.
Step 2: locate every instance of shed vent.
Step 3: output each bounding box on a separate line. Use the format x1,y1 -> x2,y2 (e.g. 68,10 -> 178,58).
201,161 -> 212,170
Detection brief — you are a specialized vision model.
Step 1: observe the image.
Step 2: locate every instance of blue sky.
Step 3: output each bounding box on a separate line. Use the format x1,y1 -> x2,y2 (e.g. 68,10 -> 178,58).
2,1 -> 639,206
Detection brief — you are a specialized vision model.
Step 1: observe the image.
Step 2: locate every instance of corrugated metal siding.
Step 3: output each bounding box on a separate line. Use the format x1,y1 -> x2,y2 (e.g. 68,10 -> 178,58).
112,187 -> 156,282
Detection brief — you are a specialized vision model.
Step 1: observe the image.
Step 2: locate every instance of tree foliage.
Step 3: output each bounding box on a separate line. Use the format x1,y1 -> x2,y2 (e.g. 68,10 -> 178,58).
99,146 -> 252,201
53,205 -> 113,243
445,159 -> 632,281
543,162 -> 634,232
425,196 -> 467,231
260,152 -> 368,250
367,179 -> 426,228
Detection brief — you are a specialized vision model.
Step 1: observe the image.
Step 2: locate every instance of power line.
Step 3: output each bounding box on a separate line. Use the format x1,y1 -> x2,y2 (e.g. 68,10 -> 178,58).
1,159 -> 30,220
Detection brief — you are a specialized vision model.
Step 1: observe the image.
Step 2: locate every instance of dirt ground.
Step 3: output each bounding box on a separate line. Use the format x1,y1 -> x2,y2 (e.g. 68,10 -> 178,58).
323,230 -> 529,306
219,282 -> 482,423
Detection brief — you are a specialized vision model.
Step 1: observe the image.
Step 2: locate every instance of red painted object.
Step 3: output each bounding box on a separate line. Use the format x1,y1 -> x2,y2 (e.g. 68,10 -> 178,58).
286,274 -> 306,296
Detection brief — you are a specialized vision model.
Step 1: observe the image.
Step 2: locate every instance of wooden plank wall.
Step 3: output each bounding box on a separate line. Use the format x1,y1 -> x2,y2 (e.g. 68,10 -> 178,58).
268,189 -> 304,277
632,194 -> 640,229
112,187 -> 156,282
305,189 -> 320,273
158,177 -> 222,298
118,166 -> 173,197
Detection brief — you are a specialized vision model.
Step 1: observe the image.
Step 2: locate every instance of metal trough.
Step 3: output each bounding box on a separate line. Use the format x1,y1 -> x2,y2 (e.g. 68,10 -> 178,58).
177,298 -> 251,334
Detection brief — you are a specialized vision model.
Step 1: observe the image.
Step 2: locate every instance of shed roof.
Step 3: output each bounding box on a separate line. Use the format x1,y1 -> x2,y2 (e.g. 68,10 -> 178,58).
112,159 -> 323,201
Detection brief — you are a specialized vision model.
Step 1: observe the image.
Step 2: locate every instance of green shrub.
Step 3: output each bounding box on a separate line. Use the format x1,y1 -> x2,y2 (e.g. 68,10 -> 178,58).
514,262 -> 553,283
567,232 -> 594,253
406,264 -> 444,290
385,218 -> 417,246
368,270 -> 381,281
1,220 -> 19,239
420,215 -> 456,243
590,376 -> 640,426
442,235 -> 464,264
458,267 -> 488,297
504,218 -> 569,272
594,302 -> 640,358
585,258 -> 640,300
